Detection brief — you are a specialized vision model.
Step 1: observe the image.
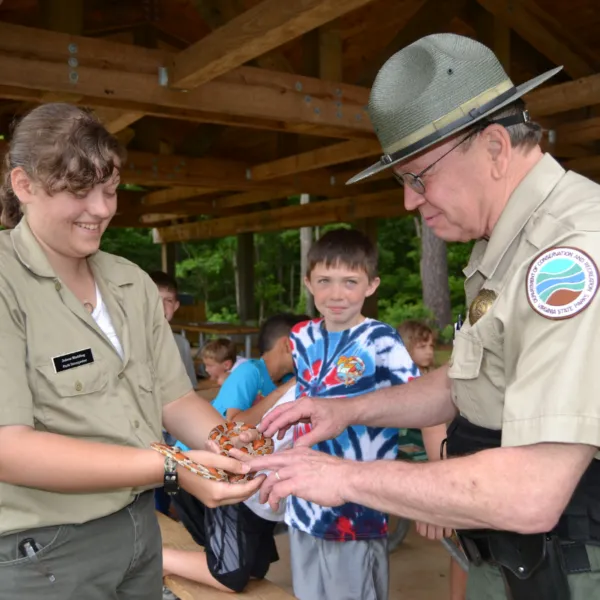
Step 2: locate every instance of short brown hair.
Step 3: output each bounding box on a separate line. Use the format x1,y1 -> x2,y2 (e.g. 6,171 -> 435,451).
307,228 -> 378,280
201,338 -> 237,364
149,270 -> 178,295
0,103 -> 126,229
397,320 -> 435,353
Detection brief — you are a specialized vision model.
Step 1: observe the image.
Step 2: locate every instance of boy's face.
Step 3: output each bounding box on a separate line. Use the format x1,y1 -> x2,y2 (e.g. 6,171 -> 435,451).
305,263 -> 380,332
411,335 -> 435,370
157,286 -> 179,322
203,357 -> 233,382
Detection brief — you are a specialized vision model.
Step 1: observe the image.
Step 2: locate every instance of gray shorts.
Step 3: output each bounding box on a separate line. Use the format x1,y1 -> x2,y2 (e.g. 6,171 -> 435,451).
0,491 -> 162,600
289,527 -> 389,600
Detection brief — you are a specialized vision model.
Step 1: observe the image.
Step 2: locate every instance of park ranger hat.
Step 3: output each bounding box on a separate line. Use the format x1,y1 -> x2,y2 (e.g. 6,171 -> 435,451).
346,33 -> 562,185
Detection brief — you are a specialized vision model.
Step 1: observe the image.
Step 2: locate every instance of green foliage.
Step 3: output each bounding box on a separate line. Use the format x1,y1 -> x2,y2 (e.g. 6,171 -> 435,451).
100,228 -> 160,272
101,216 -> 474,337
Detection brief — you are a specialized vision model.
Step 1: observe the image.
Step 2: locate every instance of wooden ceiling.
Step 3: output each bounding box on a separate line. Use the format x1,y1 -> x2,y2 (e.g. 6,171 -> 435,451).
0,0 -> 600,241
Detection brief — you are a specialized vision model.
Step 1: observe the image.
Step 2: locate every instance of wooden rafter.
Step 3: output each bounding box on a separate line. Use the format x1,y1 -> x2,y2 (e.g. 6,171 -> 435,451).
169,0 -> 379,89
524,73 -> 600,118
357,0 -> 468,86
192,0 -> 295,73
154,190 -> 407,242
0,23 -> 372,140
142,186 -> 218,207
93,107 -> 144,135
552,117 -> 600,146
249,139 -> 381,181
476,0 -> 597,79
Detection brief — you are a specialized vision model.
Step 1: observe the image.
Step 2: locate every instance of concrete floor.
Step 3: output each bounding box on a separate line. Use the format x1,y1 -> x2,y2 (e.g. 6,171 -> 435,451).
266,524 -> 452,600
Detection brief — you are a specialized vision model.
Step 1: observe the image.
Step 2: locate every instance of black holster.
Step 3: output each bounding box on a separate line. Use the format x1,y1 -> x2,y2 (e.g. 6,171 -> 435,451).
445,415 -> 600,600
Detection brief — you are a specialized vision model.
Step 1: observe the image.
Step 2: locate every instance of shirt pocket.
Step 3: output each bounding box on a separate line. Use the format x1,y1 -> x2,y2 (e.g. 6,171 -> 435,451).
136,362 -> 161,434
448,329 -> 485,420
34,360 -> 112,436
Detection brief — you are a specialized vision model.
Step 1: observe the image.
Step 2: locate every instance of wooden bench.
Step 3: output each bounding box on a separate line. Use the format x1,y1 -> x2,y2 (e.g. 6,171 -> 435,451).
157,511 -> 295,600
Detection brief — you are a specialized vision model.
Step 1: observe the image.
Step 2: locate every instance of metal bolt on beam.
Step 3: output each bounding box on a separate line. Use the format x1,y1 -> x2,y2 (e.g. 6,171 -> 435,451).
158,67 -> 169,87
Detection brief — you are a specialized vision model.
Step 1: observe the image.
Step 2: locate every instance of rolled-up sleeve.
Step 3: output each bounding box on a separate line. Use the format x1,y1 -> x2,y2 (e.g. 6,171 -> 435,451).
0,285 -> 33,427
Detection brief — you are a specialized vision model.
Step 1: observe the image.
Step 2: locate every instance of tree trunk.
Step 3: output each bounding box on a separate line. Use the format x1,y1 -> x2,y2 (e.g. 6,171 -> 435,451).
300,194 -> 315,316
420,216 -> 452,328
290,263 -> 295,309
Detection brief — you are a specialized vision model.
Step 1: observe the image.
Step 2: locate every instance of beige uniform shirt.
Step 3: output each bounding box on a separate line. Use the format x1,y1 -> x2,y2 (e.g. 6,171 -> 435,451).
0,218 -> 193,535
449,154 -> 600,452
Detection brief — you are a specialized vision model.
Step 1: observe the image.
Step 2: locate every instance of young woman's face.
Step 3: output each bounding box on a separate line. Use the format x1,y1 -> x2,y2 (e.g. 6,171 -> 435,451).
14,168 -> 119,260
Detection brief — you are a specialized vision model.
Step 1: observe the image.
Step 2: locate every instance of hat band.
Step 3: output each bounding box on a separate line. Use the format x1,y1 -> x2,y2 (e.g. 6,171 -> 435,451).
381,79 -> 516,163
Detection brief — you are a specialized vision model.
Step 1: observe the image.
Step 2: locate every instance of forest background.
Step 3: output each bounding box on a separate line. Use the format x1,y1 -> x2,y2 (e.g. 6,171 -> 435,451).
101,215 -> 473,345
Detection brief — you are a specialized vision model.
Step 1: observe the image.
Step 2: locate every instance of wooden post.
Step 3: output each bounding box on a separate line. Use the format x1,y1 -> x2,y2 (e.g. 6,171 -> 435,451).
161,243 -> 176,276
236,232 -> 256,324
299,194 -> 315,316
355,218 -> 379,319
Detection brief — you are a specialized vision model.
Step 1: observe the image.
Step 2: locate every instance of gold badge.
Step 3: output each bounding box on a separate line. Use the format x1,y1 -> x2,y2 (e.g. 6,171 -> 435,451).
468,289 -> 497,325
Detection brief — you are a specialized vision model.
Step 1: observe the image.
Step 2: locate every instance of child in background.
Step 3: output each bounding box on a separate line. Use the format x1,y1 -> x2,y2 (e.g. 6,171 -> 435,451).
201,338 -> 247,386
397,319 -> 468,600
149,271 -> 197,389
287,228 -> 418,600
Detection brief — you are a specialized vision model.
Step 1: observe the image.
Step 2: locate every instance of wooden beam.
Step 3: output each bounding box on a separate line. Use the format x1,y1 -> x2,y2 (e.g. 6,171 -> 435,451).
93,107 -> 145,134
216,189 -> 292,209
552,117 -> 600,146
154,190 -> 406,242
565,155 -> 600,174
0,26 -> 372,139
249,138 -> 381,180
170,0 -> 378,89
319,24 -> 343,82
142,186 -> 218,207
475,0 -> 596,79
192,0 -> 294,73
525,74 -> 600,118
357,0 -> 468,86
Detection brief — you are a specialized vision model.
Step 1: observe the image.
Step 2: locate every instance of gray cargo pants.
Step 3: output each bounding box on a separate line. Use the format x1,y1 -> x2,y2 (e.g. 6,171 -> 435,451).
0,491 -> 162,600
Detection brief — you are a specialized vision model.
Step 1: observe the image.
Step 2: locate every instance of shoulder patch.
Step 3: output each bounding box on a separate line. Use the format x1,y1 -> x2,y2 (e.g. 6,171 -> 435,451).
526,246 -> 598,320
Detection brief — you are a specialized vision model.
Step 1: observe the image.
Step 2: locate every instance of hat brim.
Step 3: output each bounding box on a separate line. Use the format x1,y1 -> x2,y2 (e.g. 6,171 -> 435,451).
346,66 -> 563,185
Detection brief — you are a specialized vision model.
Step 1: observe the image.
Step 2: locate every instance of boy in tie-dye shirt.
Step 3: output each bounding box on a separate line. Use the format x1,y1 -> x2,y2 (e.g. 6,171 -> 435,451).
285,228 -> 418,600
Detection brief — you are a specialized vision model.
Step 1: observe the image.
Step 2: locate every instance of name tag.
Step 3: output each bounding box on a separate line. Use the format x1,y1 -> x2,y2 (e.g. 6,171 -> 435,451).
52,349 -> 95,373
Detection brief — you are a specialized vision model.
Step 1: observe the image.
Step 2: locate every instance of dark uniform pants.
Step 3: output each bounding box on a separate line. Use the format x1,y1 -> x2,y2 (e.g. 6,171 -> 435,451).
0,490 -> 162,600
466,543 -> 600,599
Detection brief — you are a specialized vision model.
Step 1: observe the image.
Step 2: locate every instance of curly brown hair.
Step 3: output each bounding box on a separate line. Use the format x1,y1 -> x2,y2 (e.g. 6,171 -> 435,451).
0,103 -> 126,228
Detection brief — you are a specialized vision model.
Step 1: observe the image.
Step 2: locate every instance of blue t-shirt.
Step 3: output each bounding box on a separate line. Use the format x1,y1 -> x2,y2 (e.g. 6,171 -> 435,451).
175,358 -> 276,451
285,318 -> 419,541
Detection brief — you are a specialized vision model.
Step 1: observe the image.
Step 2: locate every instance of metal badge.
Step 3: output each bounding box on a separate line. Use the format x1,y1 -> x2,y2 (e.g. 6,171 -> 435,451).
468,289 -> 497,325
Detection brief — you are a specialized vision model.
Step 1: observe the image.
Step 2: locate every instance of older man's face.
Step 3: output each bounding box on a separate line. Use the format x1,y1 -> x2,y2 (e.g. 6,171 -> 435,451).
394,134 -> 490,242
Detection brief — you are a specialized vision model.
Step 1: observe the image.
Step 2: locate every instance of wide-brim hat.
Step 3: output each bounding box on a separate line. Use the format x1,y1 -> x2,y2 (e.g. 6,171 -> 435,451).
346,33 -> 562,185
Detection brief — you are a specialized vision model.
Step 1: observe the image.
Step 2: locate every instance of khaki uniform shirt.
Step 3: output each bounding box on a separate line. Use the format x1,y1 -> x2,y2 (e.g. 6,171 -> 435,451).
449,154 -> 600,453
0,218 -> 193,535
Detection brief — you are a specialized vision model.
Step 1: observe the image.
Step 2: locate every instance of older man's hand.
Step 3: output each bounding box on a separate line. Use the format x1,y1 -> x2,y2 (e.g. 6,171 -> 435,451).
243,446 -> 353,511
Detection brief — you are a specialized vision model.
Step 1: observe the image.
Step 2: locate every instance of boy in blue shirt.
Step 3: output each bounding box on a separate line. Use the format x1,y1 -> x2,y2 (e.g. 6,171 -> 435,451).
286,228 -> 419,600
164,313 -> 307,593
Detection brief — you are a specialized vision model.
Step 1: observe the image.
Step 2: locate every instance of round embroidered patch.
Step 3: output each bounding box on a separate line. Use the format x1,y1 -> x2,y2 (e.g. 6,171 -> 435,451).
526,247 -> 599,319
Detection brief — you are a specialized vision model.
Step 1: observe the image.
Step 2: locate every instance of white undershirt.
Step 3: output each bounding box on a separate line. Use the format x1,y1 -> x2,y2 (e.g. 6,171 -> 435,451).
90,284 -> 124,359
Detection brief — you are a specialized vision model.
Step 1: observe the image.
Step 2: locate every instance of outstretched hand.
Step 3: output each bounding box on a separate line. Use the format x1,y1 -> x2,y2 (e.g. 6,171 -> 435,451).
250,396 -> 349,448
178,449 -> 265,508
240,446 -> 353,511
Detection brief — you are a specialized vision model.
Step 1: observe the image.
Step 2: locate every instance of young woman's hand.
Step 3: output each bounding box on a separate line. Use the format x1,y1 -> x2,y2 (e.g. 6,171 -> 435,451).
177,450 -> 265,507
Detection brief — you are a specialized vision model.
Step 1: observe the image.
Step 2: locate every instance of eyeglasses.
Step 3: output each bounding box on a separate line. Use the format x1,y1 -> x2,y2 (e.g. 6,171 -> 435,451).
393,129 -> 480,195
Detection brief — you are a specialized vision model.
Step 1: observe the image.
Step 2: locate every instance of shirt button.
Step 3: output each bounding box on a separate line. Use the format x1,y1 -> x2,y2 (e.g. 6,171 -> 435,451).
134,420 -> 140,429
55,281 -> 62,291
74,381 -> 83,392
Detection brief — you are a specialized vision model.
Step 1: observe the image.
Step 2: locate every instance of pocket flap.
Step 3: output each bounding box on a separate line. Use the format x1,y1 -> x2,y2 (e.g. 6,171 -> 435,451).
36,361 -> 108,397
448,330 -> 484,380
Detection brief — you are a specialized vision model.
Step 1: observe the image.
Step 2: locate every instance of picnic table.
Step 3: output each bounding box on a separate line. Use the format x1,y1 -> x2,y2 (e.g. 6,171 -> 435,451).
171,322 -> 259,358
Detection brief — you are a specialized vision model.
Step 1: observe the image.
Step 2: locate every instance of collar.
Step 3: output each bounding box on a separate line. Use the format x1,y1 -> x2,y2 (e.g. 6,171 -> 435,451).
466,153 -> 566,280
11,217 -> 135,287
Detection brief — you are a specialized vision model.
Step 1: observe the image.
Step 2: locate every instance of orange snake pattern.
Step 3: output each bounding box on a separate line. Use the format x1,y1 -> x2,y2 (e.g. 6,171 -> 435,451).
151,422 -> 273,483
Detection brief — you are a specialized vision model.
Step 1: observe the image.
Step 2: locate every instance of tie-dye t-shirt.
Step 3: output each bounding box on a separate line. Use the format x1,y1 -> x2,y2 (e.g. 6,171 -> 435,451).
285,317 -> 419,541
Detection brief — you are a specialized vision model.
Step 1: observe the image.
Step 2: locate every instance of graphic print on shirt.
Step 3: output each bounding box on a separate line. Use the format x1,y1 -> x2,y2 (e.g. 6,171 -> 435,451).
286,318 -> 419,541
